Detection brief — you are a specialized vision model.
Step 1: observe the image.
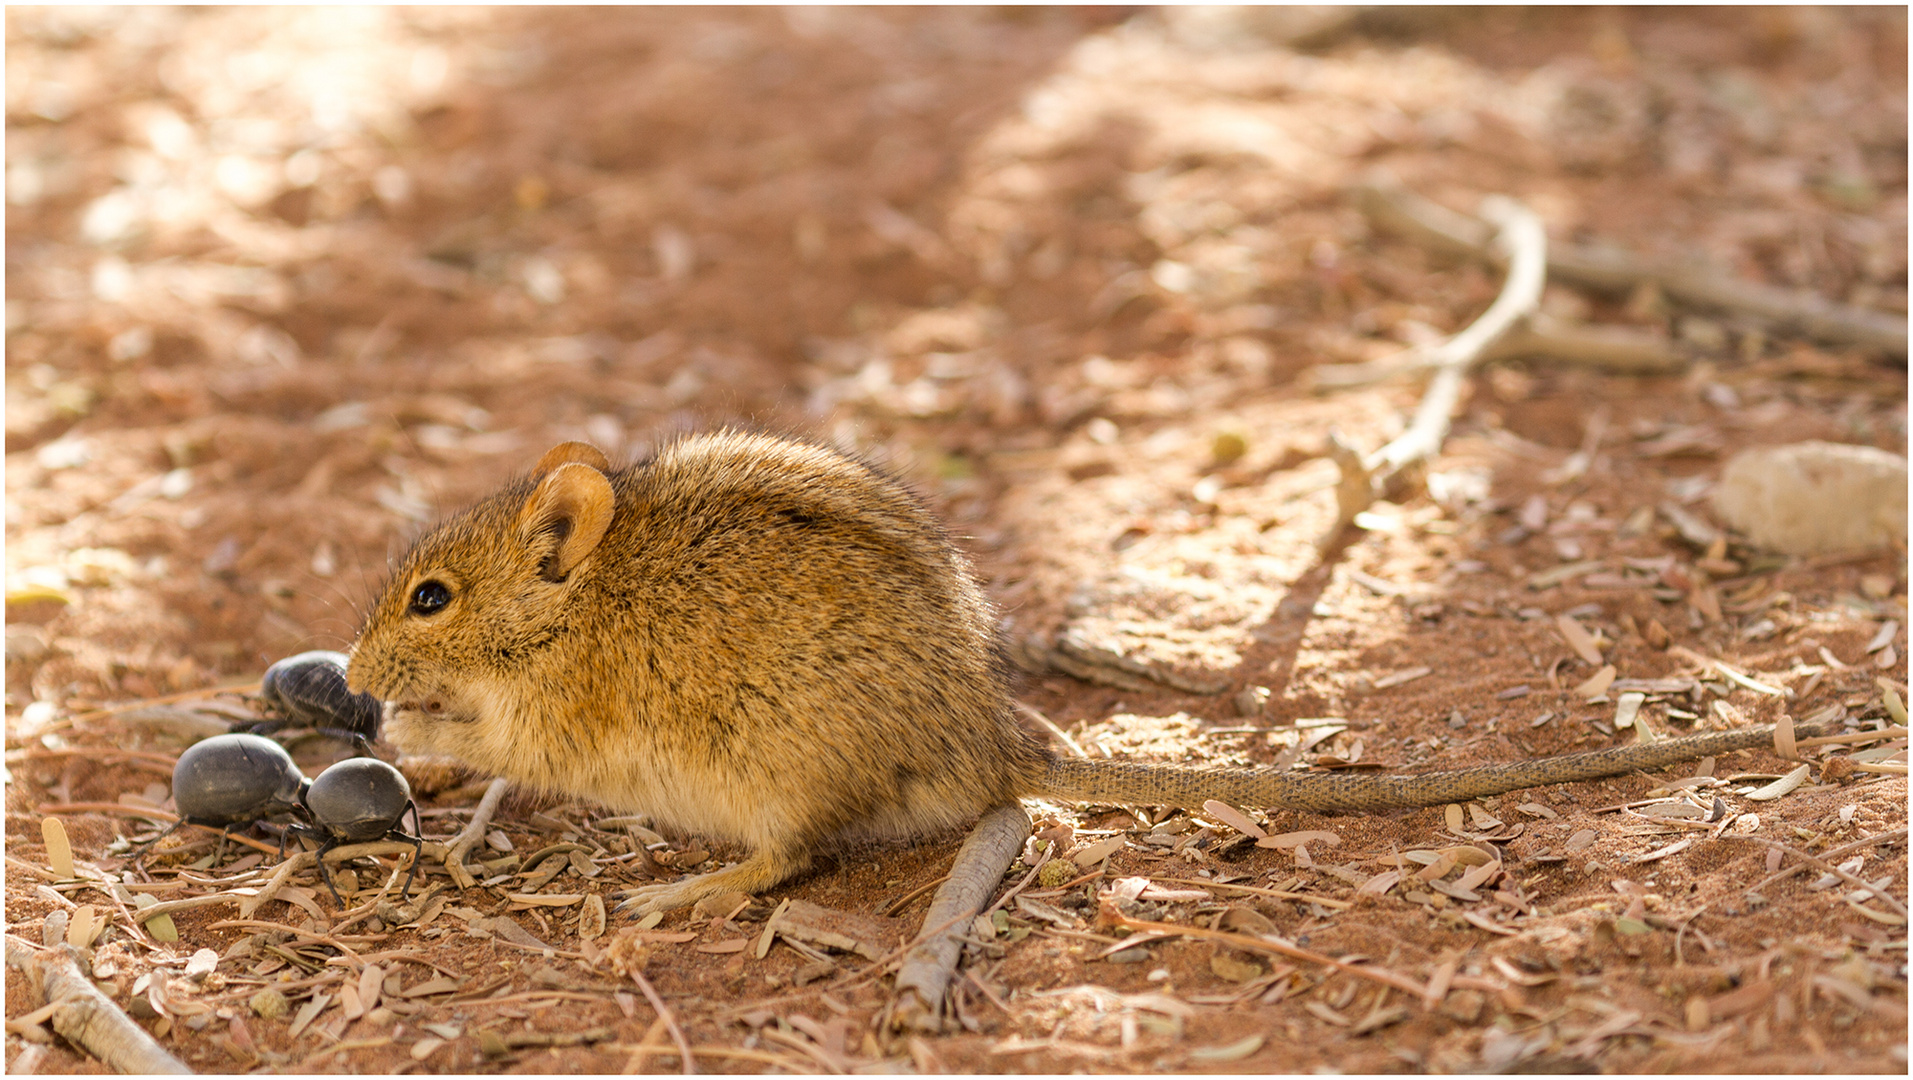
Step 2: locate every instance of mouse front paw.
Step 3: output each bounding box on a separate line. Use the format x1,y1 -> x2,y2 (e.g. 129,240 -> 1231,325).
614,851 -> 805,919
614,877 -> 716,918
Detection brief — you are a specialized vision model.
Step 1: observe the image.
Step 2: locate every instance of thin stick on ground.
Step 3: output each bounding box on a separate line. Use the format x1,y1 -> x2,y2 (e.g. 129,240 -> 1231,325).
893,802 -> 1032,1031
1356,172 -> 1908,358
5,941 -> 191,1074
1322,192 -> 1547,548
627,965 -> 697,1075
444,776 -> 512,889
1727,831 -> 1909,919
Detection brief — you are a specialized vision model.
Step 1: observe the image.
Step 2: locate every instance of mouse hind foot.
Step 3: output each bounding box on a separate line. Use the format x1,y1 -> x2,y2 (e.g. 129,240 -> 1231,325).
615,848 -> 811,918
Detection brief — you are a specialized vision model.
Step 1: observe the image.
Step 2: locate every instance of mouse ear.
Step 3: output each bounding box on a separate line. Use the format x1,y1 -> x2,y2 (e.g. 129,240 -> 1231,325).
533,441 -> 610,477
518,462 -> 614,582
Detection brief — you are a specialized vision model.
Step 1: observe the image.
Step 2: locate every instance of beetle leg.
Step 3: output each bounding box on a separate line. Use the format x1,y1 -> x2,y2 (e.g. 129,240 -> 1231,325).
311,835 -> 346,906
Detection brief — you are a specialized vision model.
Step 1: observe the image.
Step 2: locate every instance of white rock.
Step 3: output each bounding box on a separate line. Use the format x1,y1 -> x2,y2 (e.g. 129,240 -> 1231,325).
1713,440 -> 1907,555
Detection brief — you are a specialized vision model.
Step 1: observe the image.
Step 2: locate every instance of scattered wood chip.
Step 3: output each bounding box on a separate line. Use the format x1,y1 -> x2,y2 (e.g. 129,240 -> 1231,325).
1564,829 -> 1598,853
1633,838 -> 1696,863
1136,882 -> 1212,902
763,899 -> 895,961
286,992 -> 330,1038
1015,896 -> 1077,928
1256,830 -> 1340,850
579,894 -> 606,942
506,893 -> 585,907
1867,619 -> 1897,653
1613,692 -> 1644,729
1529,560 -> 1606,590
1189,1033 -> 1265,1061
401,977 -> 462,998
1304,1001 -> 1351,1026
409,1037 -> 444,1061
1351,1005 -> 1412,1035
1371,666 -> 1431,690
471,916 -> 553,951
1556,614 -> 1604,665
1460,910 -> 1519,937
694,939 -> 749,955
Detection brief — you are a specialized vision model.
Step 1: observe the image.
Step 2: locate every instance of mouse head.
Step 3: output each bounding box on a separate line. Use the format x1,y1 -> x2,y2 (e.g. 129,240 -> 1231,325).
346,442 -> 614,759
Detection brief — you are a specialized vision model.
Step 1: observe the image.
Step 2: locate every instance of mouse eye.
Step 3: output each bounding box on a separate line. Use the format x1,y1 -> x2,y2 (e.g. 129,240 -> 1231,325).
408,580 -> 452,616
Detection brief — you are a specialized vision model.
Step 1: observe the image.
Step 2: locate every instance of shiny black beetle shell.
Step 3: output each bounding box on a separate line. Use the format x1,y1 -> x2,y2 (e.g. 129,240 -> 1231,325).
260,650 -> 383,741
303,757 -> 413,841
172,733 -> 307,826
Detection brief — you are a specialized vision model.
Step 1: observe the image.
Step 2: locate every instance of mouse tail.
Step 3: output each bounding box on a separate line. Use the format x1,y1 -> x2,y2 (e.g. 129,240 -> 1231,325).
1037,722 -> 1822,813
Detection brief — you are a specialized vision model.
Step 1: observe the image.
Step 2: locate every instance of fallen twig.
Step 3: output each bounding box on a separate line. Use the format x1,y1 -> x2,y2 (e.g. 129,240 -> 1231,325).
1102,911 -> 1504,1001
1312,311 -> 1682,389
1737,827 -> 1909,913
1357,173 -> 1907,358
628,965 -> 697,1075
207,919 -> 368,961
445,776 -> 512,889
1726,835 -> 1908,919
893,802 -> 1031,1032
5,942 -> 191,1074
1323,192 -> 1547,546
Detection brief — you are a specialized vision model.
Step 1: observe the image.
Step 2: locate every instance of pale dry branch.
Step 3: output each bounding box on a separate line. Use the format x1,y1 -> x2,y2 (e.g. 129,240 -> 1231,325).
1357,174 -> 1907,358
1322,192 -> 1547,546
893,802 -> 1032,1031
445,776 -> 512,889
6,942 -> 191,1074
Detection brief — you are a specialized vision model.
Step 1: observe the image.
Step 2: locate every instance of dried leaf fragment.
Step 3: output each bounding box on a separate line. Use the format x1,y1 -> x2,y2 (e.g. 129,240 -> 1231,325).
1202,800 -> 1265,838
1372,666 -> 1431,690
42,817 -> 74,879
1072,834 -> 1126,867
1189,1033 -> 1264,1061
580,894 -> 607,941
1556,614 -> 1605,666
1576,664 -> 1618,700
1744,764 -> 1811,801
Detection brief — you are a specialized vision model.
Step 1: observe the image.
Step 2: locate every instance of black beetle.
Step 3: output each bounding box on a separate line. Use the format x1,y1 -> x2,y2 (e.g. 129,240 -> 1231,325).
283,757 -> 423,904
241,650 -> 384,750
136,733 -> 309,863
